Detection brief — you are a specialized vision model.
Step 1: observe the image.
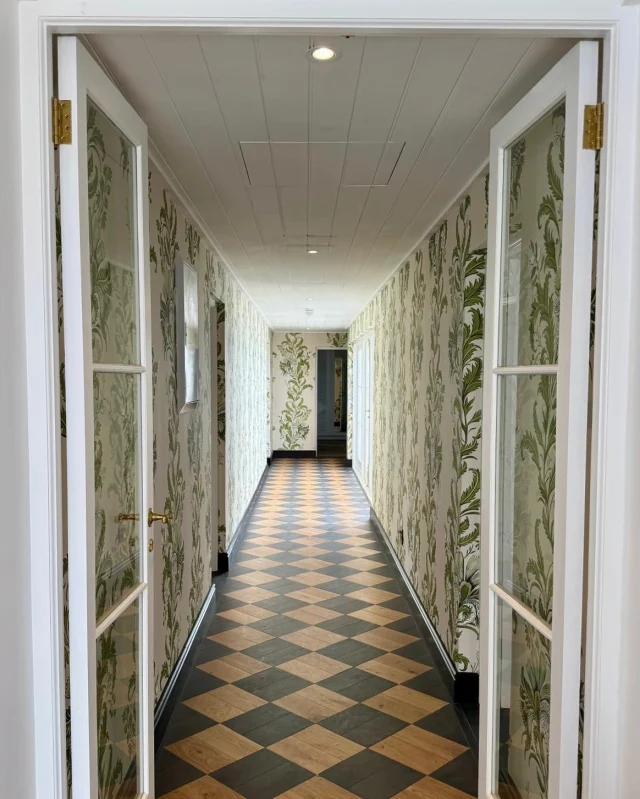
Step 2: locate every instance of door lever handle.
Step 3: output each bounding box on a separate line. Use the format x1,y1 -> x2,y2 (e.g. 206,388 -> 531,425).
117,513 -> 139,522
148,508 -> 172,527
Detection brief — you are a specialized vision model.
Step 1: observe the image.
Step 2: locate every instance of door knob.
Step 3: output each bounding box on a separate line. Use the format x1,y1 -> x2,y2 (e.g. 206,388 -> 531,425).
148,508 -> 172,527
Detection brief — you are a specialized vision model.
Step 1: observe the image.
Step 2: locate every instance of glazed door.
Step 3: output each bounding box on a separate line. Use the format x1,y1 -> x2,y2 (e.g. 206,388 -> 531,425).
479,42 -> 597,799
58,36 -> 155,798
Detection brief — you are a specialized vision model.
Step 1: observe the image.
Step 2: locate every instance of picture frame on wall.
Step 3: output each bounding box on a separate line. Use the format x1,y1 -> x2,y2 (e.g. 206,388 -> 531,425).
175,256 -> 199,412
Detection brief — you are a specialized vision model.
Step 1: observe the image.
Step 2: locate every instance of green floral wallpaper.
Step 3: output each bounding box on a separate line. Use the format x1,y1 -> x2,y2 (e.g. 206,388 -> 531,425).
59,113 -> 271,794
271,331 -> 348,451
349,174 -> 487,674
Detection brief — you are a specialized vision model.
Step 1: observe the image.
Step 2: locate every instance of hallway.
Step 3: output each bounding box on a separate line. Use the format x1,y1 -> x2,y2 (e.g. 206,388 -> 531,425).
155,460 -> 477,798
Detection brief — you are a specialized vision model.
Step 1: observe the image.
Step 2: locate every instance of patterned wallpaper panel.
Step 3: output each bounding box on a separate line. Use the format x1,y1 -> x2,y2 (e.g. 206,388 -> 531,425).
271,331 -> 348,451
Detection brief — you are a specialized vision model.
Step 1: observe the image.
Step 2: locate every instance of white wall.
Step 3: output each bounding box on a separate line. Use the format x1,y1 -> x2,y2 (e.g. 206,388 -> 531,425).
0,0 -> 36,796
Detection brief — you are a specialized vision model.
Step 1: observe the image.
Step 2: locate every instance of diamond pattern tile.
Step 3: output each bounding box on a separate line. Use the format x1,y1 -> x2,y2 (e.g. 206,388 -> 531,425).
156,460 -> 474,799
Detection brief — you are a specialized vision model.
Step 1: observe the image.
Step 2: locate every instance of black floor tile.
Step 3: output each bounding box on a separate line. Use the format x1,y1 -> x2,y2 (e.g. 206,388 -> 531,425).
242,639 -> 309,666
224,703 -> 312,745
192,638 -> 234,666
317,597 -> 370,614
430,749 -> 479,796
319,638 -> 385,666
415,704 -> 471,746
321,703 -> 406,746
320,668 -> 394,701
154,749 -> 204,795
403,669 -> 452,703
160,703 -> 216,746
249,615 -> 307,636
317,617 -> 377,638
178,667 -> 226,701
322,749 -> 421,798
256,595 -> 306,613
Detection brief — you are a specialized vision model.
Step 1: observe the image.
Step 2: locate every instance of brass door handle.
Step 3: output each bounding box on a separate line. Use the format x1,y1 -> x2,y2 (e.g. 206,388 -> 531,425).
148,508 -> 172,527
117,513 -> 139,522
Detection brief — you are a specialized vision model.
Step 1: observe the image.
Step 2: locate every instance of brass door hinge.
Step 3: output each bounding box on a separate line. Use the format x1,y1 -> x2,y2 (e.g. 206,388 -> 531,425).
52,98 -> 72,146
583,103 -> 604,151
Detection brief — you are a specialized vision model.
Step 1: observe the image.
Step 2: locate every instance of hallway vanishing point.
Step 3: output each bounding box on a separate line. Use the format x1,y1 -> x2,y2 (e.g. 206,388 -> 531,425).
155,459 -> 478,799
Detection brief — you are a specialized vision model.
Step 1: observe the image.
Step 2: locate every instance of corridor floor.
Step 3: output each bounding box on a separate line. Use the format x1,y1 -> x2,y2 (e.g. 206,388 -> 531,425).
155,459 -> 478,799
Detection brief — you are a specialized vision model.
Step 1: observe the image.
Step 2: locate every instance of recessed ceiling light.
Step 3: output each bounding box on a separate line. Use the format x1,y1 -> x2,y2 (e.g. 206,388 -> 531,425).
307,249 -> 318,254
310,46 -> 337,62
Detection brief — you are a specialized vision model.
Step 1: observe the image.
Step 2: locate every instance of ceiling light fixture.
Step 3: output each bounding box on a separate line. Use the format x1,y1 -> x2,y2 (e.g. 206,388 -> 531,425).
310,46 -> 337,62
306,297 -> 314,301
307,249 -> 318,254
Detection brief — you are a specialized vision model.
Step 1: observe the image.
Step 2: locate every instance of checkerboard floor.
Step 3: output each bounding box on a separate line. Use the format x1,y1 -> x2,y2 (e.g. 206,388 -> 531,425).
156,459 -> 478,798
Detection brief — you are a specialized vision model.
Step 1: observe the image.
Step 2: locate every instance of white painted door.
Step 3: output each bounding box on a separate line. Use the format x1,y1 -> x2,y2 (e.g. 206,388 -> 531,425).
479,41 -> 597,799
58,37 -> 155,798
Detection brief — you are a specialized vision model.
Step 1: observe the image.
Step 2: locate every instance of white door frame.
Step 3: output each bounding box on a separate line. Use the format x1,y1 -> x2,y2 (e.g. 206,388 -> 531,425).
314,346 -> 348,455
209,298 -> 219,575
352,331 -> 374,499
17,4 -> 639,799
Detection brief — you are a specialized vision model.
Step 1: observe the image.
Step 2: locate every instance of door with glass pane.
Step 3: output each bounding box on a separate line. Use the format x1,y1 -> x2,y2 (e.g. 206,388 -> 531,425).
479,41 -> 597,799
58,36 -> 155,798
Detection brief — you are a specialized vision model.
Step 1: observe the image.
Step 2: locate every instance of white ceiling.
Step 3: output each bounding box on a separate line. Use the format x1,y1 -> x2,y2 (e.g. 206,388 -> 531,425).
89,33 -> 572,330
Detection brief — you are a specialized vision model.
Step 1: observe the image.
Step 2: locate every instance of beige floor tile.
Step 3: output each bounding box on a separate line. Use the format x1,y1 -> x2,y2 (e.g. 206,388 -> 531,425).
279,652 -> 351,682
281,626 -> 346,651
342,558 -> 385,572
339,546 -> 380,557
274,775 -> 360,799
184,684 -> 266,722
290,558 -> 333,571
371,725 -> 467,775
236,557 -> 281,571
269,725 -> 363,773
349,606 -> 408,625
158,775 -> 244,798
364,685 -> 447,722
353,627 -> 419,652
209,626 -> 274,651
274,684 -> 355,722
217,606 -> 276,625
358,653 -> 430,684
288,571 -> 335,587
233,571 -> 280,586
286,587 -> 339,604
197,652 -> 270,683
224,586 -> 278,604
292,546 -> 330,556
343,572 -> 391,587
391,776 -> 476,798
345,587 -> 400,604
167,725 -> 261,773
284,605 -> 343,625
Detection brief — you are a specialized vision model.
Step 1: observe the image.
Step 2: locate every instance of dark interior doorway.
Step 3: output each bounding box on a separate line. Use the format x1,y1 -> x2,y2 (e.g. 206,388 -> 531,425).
316,348 -> 348,458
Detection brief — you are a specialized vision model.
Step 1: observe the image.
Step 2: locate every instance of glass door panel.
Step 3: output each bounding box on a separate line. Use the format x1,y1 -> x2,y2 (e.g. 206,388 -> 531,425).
480,41 -> 597,799
59,35 -> 153,799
